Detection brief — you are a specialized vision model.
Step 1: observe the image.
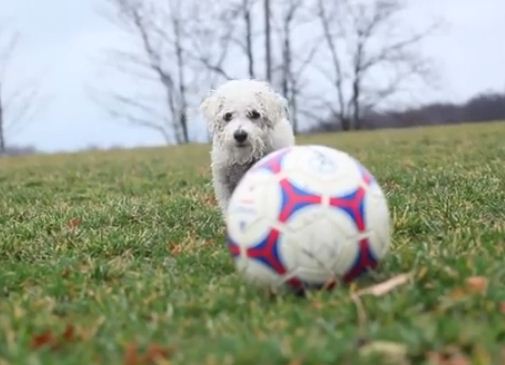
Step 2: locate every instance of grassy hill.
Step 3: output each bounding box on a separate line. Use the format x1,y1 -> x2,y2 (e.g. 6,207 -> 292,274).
1,122 -> 504,364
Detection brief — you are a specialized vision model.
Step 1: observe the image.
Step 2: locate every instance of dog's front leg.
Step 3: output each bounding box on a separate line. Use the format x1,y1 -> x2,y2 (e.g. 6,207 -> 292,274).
212,166 -> 232,215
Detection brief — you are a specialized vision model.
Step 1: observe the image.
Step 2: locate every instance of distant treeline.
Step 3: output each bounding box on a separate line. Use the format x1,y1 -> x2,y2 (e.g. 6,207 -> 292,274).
313,91 -> 505,132
0,145 -> 37,156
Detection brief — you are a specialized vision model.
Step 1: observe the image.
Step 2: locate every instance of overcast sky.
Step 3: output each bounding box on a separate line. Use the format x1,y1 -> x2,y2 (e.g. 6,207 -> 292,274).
2,0 -> 504,152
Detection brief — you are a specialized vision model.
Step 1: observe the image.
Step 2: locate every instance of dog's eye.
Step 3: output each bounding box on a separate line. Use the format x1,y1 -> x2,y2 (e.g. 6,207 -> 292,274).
223,112 -> 233,122
249,110 -> 261,119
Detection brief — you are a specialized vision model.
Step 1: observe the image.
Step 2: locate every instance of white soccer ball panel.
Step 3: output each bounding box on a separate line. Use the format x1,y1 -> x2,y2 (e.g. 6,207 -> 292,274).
250,147 -> 291,170
279,206 -> 360,282
281,203 -> 325,232
280,145 -> 362,196
363,183 -> 391,259
227,170 -> 281,248
234,256 -> 282,287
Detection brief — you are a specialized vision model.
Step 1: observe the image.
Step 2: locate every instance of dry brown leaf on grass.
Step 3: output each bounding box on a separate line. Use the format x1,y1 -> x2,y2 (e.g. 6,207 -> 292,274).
287,359 -> 303,365
123,342 -> 173,365
30,324 -> 77,351
465,276 -> 488,295
78,316 -> 105,341
427,349 -> 470,365
201,194 -> 217,207
169,235 -> 214,257
67,218 -> 82,230
169,243 -> 184,257
500,302 -> 505,314
355,273 -> 413,297
61,324 -> 76,342
30,330 -> 55,349
359,341 -> 409,365
124,342 -> 139,365
447,287 -> 467,301
350,273 -> 413,329
444,277 -> 489,307
144,344 -> 173,364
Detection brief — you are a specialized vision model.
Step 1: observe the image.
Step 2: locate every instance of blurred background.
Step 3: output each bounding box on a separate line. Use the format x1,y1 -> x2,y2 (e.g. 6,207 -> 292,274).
0,0 -> 504,155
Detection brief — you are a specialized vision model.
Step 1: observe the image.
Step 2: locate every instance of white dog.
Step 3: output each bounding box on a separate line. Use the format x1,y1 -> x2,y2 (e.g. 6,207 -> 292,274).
201,79 -> 295,214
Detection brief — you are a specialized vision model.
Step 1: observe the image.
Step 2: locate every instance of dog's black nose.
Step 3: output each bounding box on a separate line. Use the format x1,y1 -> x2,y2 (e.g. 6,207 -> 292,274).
234,130 -> 248,143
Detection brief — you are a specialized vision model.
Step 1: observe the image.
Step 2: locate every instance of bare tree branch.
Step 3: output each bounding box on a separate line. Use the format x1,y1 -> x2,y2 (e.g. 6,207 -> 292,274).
194,56 -> 234,81
264,0 -> 272,81
317,0 -> 350,130
275,0 -> 321,133
97,0 -> 194,144
187,7 -> 237,82
0,29 -> 43,153
0,31 -> 19,78
315,0 -> 437,131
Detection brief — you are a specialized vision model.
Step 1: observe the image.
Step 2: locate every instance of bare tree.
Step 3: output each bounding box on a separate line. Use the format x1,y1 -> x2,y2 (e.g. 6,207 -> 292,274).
275,0 -> 320,133
188,3 -> 237,83
245,0 -> 257,78
192,0 -> 258,81
0,29 -> 40,153
316,0 -> 436,130
196,0 -> 256,81
100,0 -> 195,144
226,0 -> 259,79
197,0 -> 278,84
97,0 -> 439,142
264,0 -> 272,81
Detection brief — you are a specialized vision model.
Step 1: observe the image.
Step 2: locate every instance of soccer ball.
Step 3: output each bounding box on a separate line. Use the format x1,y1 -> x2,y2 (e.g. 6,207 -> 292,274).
226,145 -> 390,292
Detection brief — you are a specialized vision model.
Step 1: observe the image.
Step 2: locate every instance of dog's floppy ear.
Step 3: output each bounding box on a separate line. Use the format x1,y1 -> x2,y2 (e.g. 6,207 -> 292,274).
276,93 -> 290,120
200,90 -> 223,133
256,86 -> 289,123
200,90 -> 217,122
200,90 -> 223,135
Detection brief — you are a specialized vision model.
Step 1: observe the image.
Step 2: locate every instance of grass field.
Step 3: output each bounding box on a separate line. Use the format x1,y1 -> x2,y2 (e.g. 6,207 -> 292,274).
1,122 -> 504,365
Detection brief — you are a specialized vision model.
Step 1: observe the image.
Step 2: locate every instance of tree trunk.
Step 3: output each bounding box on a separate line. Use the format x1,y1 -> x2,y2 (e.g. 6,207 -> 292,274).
244,2 -> 255,78
281,19 -> 290,99
264,0 -> 272,82
318,0 -> 347,132
0,86 -> 5,152
351,41 -> 364,130
352,77 -> 361,130
341,117 -> 351,131
281,16 -> 298,134
0,113 -> 5,152
291,85 -> 299,134
174,18 -> 189,143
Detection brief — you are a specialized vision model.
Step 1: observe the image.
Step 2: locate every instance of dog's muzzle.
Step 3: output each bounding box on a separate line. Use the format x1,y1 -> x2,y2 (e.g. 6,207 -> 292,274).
233,130 -> 248,146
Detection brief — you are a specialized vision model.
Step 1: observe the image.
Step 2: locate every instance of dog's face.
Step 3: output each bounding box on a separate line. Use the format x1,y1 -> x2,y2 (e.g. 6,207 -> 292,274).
201,80 -> 288,164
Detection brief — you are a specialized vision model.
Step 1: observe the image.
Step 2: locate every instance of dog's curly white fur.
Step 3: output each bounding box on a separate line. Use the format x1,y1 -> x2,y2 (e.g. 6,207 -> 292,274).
201,79 -> 295,214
